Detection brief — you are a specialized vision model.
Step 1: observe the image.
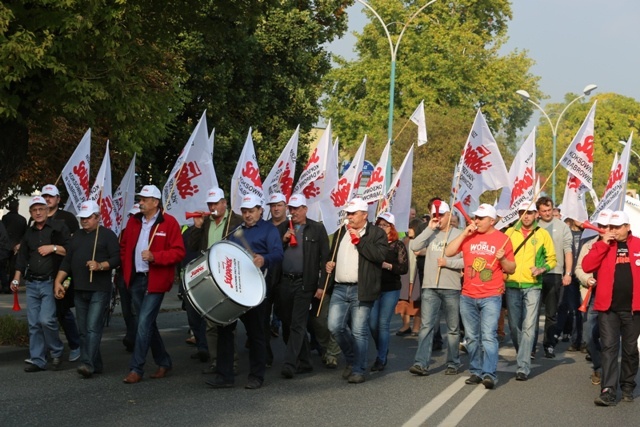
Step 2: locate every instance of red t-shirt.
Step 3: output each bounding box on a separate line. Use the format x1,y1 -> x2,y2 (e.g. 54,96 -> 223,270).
458,229 -> 514,298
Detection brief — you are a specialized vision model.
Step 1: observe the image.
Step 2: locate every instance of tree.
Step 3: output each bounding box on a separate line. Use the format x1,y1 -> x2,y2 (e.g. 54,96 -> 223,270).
533,92 -> 640,203
322,0 -> 542,205
0,0 -> 190,201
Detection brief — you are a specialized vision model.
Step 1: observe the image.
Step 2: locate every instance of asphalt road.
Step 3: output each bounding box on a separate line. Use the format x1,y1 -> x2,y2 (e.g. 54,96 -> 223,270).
1,288 -> 638,427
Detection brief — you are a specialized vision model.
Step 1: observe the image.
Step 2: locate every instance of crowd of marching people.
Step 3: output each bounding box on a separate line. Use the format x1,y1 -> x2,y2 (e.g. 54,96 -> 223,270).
4,184 -> 640,407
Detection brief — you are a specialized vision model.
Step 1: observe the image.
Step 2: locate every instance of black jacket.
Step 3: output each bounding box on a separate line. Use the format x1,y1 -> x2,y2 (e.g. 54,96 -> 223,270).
327,222 -> 388,302
277,218 -> 330,292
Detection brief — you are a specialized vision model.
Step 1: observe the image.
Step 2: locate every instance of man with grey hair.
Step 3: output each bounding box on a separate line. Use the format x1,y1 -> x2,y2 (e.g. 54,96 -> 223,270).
54,200 -> 120,378
326,197 -> 388,384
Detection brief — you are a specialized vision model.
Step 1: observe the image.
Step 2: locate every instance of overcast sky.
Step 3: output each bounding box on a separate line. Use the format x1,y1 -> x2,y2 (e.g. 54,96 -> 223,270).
326,0 -> 640,129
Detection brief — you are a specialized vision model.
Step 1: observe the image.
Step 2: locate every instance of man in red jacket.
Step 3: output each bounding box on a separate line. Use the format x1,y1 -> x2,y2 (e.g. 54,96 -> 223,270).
583,210 -> 640,406
120,185 -> 186,384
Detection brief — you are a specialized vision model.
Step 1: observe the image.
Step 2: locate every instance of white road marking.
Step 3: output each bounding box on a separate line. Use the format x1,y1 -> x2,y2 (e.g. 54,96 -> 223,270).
438,385 -> 488,427
402,377 -> 467,427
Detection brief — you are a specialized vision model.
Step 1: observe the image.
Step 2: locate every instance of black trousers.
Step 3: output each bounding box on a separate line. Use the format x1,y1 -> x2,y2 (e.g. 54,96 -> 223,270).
541,273 -> 563,347
278,276 -> 314,369
216,300 -> 267,384
598,310 -> 640,394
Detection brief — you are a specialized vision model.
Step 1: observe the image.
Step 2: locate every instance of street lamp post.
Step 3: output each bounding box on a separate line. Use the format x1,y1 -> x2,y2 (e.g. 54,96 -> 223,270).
355,0 -> 437,187
618,139 -> 640,162
516,84 -> 597,205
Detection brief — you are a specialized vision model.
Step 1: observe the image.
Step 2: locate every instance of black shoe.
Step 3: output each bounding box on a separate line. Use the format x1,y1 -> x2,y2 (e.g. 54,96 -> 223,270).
409,365 -> 429,376
444,366 -> 459,375
515,372 -> 528,381
24,364 -> 45,373
281,366 -> 295,379
206,375 -> 233,389
465,374 -> 482,385
482,375 -> 495,389
77,365 -> 93,378
245,378 -> 263,389
191,350 -> 210,363
51,357 -> 62,371
622,390 -> 634,403
585,353 -> 592,362
544,346 -> 555,359
123,338 -> 134,353
342,365 -> 353,380
594,389 -> 617,406
347,373 -> 365,384
395,328 -> 411,336
296,364 -> 313,375
370,358 -> 385,372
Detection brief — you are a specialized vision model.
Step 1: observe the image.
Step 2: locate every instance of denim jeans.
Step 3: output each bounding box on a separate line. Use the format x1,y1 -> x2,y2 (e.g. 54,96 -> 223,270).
460,295 -> 501,382
506,287 -> 541,376
56,299 -> 80,351
328,284 -> 373,375
556,278 -> 583,345
74,290 -> 110,373
369,289 -> 400,365
116,273 -> 136,348
414,288 -> 461,370
26,279 -> 64,368
129,274 -> 171,375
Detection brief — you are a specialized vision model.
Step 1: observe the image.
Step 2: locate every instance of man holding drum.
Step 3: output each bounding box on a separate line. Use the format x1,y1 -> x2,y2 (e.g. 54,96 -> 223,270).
188,187 -> 243,372
207,194 -> 283,390
120,185 -> 185,384
277,193 -> 330,379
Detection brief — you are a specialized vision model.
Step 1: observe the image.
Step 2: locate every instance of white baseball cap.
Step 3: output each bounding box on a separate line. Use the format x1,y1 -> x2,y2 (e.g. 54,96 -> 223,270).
41,184 -> 59,197
29,196 -> 47,208
431,201 -> 450,215
472,203 -> 497,220
377,211 -> 395,226
595,209 -> 613,226
128,203 -> 140,216
344,198 -> 368,213
240,194 -> 263,209
608,211 -> 630,226
206,187 -> 224,203
267,192 -> 286,205
516,200 -> 537,212
137,185 -> 161,200
77,200 -> 100,218
288,193 -> 306,208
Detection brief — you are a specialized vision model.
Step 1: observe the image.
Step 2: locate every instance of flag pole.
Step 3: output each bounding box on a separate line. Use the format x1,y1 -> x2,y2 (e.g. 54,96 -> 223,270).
317,226 -> 344,317
435,166 -> 464,285
90,187 -> 103,283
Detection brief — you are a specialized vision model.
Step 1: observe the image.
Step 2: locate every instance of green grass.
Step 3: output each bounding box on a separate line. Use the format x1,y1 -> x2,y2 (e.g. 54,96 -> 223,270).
0,315 -> 29,346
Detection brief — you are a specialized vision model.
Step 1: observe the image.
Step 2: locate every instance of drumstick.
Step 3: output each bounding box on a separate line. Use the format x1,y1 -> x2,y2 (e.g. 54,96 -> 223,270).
233,228 -> 254,256
316,223 -> 345,317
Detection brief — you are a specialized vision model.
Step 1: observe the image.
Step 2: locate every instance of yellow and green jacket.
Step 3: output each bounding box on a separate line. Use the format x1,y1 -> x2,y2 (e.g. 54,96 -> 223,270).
505,221 -> 557,289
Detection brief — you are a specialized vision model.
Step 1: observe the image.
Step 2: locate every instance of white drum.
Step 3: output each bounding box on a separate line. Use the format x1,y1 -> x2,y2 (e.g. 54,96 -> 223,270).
183,240 -> 266,325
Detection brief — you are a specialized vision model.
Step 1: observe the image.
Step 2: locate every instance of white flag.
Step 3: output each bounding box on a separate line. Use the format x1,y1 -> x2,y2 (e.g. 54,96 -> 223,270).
319,137 -> 341,235
163,111 -> 217,224
361,140 -> 390,204
456,109 -> 510,203
293,122 -> 332,220
410,100 -> 428,146
559,101 -> 597,190
113,154 -> 136,236
591,132 -> 633,220
230,128 -> 263,215
262,126 -> 299,202
495,128 -> 536,229
380,145 -> 414,232
561,173 -> 588,222
320,136 -> 366,234
61,128 -> 91,213
89,141 -> 116,231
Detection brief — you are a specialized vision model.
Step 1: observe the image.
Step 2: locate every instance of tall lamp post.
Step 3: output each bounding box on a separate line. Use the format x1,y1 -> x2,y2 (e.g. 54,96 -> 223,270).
355,0 -> 437,187
516,84 -> 597,205
618,139 -> 640,162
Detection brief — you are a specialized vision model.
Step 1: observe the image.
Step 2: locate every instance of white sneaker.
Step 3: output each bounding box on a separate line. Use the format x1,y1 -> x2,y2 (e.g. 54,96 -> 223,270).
24,358 -> 33,365
69,347 -> 81,362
